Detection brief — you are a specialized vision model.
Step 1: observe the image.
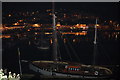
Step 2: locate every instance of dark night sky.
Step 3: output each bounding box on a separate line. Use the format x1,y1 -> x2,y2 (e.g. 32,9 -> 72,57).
2,2 -> 119,21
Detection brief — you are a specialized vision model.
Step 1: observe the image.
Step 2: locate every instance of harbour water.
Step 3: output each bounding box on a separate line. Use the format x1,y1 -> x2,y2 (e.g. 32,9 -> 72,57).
2,29 -> 120,80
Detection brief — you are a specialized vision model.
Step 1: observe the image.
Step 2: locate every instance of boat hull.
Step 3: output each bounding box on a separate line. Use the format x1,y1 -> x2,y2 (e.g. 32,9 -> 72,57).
29,62 -> 111,79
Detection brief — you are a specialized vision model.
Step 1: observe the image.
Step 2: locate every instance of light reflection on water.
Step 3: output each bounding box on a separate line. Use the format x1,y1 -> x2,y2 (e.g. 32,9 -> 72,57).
103,31 -> 119,40
2,30 -> 120,80
2,30 -> 120,41
3,30 -> 120,63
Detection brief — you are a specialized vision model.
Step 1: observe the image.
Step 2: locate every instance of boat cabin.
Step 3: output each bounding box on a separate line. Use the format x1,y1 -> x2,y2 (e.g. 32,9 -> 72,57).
64,65 -> 81,72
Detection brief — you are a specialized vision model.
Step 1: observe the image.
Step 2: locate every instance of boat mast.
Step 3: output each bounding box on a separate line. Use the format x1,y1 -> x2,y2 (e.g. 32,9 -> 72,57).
52,2 -> 58,61
17,48 -> 22,76
94,19 -> 97,45
93,19 -> 98,65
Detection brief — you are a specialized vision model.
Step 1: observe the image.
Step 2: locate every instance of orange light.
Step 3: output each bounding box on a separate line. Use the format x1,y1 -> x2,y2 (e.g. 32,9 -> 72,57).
27,29 -> 30,31
95,24 -> 99,26
33,24 -> 40,27
50,39 -> 53,44
76,24 -> 79,27
0,27 -> 3,30
45,32 -> 52,34
49,13 -> 52,15
73,39 -> 76,42
13,23 -> 19,25
62,32 -> 87,35
56,24 -> 61,27
19,20 -> 23,22
64,38 -> 66,43
35,32 -> 38,35
1,35 -> 11,38
76,32 -> 79,35
8,14 -> 11,17
110,20 -> 112,23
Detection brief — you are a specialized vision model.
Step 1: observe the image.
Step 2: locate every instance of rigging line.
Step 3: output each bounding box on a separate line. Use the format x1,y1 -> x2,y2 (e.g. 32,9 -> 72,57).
59,33 -> 73,61
63,40 -> 73,62
93,23 -> 112,65
57,39 -> 62,61
93,29 -> 112,65
99,43 -> 112,64
57,28 -> 77,62
67,39 -> 80,62
93,43 -> 97,65
101,46 -> 111,65
63,34 -> 80,62
62,37 -> 80,62
58,29 -> 72,61
52,0 -> 55,15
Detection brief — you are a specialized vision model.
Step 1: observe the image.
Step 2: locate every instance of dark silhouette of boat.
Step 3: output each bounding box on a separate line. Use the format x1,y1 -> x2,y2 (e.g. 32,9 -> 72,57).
29,2 -> 112,79
34,39 -> 49,50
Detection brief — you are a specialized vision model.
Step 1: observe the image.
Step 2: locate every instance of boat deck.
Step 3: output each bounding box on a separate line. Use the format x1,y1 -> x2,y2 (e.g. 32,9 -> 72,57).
30,61 -> 112,76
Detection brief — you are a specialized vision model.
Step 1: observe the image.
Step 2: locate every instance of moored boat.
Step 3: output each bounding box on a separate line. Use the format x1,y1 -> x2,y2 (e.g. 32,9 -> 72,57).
29,2 -> 113,79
